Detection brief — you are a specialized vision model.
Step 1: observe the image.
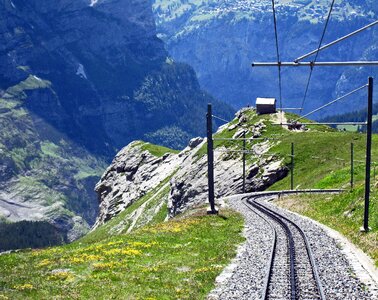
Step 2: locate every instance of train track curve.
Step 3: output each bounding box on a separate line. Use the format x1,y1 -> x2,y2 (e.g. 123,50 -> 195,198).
243,191 -> 332,300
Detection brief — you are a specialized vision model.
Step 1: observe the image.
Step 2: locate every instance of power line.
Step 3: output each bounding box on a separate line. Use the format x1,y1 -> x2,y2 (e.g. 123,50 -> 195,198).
212,114 -> 231,124
252,61 -> 378,67
294,84 -> 368,122
295,20 -> 378,62
300,0 -> 336,113
271,0 -> 283,117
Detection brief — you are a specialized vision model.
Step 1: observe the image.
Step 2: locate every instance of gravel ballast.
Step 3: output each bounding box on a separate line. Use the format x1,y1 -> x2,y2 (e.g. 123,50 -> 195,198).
208,195 -> 377,300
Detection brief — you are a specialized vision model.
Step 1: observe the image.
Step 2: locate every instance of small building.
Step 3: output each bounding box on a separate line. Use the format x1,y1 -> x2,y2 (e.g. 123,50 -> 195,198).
256,97 -> 276,114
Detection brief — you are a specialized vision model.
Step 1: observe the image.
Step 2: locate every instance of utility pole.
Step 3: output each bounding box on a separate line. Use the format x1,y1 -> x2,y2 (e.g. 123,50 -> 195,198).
351,143 -> 354,190
207,104 -> 217,214
291,143 -> 294,190
362,77 -> 373,232
242,131 -> 246,193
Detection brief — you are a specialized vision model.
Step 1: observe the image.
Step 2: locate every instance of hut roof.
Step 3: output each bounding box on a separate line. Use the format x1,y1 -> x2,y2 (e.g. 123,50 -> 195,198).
256,98 -> 276,105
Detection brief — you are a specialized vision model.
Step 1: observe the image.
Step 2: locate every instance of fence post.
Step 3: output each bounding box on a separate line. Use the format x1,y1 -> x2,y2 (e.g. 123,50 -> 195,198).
351,143 -> 354,190
362,77 -> 373,232
243,131 -> 246,193
291,142 -> 294,190
207,104 -> 217,214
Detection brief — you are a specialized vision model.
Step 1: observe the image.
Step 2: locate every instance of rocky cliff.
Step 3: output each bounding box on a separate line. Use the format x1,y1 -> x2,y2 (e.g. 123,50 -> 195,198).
0,0 -> 232,246
94,108 -> 289,229
152,0 -> 378,117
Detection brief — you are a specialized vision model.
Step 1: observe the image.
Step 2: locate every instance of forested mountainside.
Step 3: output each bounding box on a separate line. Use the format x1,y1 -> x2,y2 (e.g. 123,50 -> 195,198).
152,0 -> 378,118
320,102 -> 378,132
0,0 -> 232,246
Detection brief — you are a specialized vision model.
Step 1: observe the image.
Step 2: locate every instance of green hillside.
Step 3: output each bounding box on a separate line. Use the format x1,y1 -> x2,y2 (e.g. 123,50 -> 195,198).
1,109 -> 377,298
0,208 -> 244,299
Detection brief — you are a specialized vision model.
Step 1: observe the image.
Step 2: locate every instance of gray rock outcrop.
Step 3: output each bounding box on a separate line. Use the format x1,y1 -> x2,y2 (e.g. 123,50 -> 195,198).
95,110 -> 289,226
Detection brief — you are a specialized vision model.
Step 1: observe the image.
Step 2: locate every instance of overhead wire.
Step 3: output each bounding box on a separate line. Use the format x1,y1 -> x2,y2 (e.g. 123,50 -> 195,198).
294,84 -> 368,122
271,0 -> 283,122
300,0 -> 336,114
211,114 -> 232,124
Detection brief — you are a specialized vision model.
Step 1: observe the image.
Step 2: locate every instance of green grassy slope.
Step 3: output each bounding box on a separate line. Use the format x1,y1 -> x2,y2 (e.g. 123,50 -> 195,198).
0,209 -> 244,299
1,108 -> 377,298
267,132 -> 378,190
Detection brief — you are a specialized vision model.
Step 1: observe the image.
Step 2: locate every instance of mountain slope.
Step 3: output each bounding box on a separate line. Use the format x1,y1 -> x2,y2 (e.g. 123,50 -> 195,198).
1,108 -> 377,298
152,0 -> 378,117
2,0 -> 233,152
0,0 -> 233,246
91,107 -> 377,266
320,102 -> 378,132
0,81 -> 108,243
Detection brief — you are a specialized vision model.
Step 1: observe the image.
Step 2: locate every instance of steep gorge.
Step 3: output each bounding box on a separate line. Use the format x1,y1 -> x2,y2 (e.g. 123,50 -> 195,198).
0,0 -> 232,245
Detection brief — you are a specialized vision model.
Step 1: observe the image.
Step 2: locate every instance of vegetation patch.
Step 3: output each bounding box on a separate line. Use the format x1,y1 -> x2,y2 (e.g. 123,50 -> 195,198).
5,75 -> 51,99
79,173 -> 175,245
140,142 -> 180,157
0,209 -> 244,299
268,132 -> 378,190
40,142 -> 61,159
0,221 -> 66,252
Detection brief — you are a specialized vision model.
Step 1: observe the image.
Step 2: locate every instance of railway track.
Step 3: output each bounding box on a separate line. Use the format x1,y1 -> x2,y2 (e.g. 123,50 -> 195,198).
244,196 -> 326,300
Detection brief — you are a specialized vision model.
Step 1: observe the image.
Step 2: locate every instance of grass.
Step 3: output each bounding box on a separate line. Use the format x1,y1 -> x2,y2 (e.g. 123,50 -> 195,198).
140,142 -> 180,157
267,132 -> 378,190
5,75 -> 51,99
0,209 -> 244,300
79,174 -> 175,245
40,141 -> 61,159
276,186 -> 378,267
194,109 -> 286,160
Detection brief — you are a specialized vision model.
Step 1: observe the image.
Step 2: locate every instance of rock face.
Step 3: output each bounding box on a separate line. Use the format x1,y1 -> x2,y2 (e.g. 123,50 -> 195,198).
0,0 -> 233,247
94,141 -> 185,227
95,109 -> 289,226
152,0 -> 378,117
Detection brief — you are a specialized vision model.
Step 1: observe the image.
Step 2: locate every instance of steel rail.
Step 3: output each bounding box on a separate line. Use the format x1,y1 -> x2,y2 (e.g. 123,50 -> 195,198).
251,61 -> 378,67
248,199 -> 297,300
272,122 -> 367,126
242,200 -> 277,300
214,149 -> 275,156
252,198 -> 326,300
213,138 -> 277,141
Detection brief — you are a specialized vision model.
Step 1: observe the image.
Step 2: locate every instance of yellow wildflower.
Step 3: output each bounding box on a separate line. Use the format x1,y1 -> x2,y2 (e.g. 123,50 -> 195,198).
63,253 -> 101,264
48,271 -> 74,281
13,284 -> 34,291
103,248 -> 141,256
37,259 -> 52,267
68,257 -> 85,264
106,241 -> 123,246
93,262 -> 121,270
